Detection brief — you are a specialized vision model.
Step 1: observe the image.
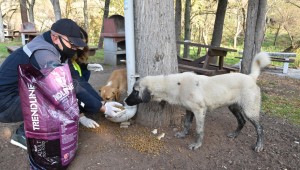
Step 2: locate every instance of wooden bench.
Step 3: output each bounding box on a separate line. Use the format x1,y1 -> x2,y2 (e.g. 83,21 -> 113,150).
7,46 -> 21,54
178,63 -> 216,76
177,41 -> 238,76
236,52 -> 296,74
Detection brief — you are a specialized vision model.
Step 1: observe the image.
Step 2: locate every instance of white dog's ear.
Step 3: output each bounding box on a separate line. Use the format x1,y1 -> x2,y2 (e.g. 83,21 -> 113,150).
141,87 -> 151,103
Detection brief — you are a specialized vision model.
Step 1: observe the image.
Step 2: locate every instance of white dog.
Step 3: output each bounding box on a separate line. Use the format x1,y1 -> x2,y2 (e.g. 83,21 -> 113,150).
125,52 -> 271,152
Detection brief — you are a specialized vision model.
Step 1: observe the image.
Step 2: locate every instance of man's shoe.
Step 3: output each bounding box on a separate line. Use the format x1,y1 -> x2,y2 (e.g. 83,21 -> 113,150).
10,129 -> 27,150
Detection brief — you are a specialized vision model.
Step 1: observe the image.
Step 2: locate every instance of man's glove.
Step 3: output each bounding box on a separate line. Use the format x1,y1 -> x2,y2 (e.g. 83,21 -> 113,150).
79,116 -> 99,128
87,64 -> 103,72
104,101 -> 123,118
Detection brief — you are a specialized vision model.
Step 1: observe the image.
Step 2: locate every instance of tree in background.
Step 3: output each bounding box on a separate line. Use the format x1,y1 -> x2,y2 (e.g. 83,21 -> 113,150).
286,0 -> 300,8
27,0 -> 35,24
98,0 -> 110,49
267,0 -> 300,49
183,0 -> 191,58
0,0 -> 299,51
242,0 -> 267,74
65,0 -> 70,18
83,0 -> 88,32
175,0 -> 182,55
232,0 -> 246,48
19,0 -> 28,24
210,0 -> 228,47
50,0 -> 61,21
134,0 -> 182,127
209,0 -> 228,64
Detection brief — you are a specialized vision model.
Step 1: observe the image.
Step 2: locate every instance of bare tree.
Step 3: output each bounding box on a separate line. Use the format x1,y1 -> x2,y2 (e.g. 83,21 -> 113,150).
50,0 -> 61,21
65,0 -> 71,18
233,0 -> 246,48
286,0 -> 300,8
98,0 -> 110,49
175,0 -> 182,55
242,0 -> 267,74
27,0 -> 35,23
270,1 -> 300,48
19,0 -> 28,24
134,0 -> 182,127
183,0 -> 191,58
83,0 -> 88,32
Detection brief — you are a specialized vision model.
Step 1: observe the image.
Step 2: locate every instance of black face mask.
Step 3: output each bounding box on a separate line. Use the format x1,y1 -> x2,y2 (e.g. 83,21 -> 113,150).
56,36 -> 76,60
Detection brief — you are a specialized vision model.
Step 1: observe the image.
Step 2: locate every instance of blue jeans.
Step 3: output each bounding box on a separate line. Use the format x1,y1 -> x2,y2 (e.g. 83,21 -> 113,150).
82,69 -> 91,82
0,95 -> 23,123
0,94 -> 24,134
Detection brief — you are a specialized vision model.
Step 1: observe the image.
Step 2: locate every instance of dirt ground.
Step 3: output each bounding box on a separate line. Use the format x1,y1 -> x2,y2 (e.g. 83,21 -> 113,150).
0,65 -> 299,170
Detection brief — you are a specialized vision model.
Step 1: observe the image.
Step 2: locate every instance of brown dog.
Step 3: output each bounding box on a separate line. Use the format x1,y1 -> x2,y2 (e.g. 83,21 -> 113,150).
99,68 -> 127,101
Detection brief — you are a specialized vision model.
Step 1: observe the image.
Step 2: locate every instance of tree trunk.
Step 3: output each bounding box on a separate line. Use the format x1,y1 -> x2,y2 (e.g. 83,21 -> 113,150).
233,7 -> 243,48
98,0 -> 110,49
254,0 -> 267,54
50,0 -> 61,21
65,0 -> 71,18
83,0 -> 88,32
201,14 -> 209,45
242,1 -> 258,74
273,25 -> 281,46
210,0 -> 228,64
134,0 -> 183,128
233,14 -> 241,48
28,0 -> 35,24
242,0 -> 267,74
283,25 -> 294,47
175,0 -> 182,56
19,0 -> 28,24
0,4 -> 4,42
183,0 -> 191,58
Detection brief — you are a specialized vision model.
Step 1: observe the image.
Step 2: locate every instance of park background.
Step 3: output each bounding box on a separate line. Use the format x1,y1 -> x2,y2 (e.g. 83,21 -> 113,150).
0,0 -> 299,66
0,1 -> 299,169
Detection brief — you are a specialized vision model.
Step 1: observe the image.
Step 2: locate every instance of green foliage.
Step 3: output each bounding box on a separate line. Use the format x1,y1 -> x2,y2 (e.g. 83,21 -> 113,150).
88,49 -> 104,63
0,41 -> 22,58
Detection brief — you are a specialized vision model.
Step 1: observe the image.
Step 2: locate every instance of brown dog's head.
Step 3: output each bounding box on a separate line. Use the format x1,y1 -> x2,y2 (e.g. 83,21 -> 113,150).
99,86 -> 121,101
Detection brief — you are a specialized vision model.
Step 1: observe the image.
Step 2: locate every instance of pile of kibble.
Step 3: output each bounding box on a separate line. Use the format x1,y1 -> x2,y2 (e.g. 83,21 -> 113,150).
122,128 -> 164,155
81,122 -> 165,155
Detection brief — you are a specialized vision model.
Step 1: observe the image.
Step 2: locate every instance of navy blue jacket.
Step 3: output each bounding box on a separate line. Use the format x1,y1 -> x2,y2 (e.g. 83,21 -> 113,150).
0,31 -> 103,114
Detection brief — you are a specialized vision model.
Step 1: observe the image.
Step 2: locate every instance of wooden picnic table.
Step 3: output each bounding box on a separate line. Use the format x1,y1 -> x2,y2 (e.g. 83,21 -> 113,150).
177,41 -> 238,76
6,46 -> 21,54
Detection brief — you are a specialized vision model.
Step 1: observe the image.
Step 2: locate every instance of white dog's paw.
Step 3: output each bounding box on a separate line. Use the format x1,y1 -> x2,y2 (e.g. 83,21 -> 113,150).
188,142 -> 202,150
254,143 -> 264,152
227,131 -> 239,138
174,132 -> 186,138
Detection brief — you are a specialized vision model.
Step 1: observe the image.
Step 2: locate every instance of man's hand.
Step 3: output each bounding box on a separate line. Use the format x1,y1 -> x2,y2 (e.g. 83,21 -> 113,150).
87,64 -> 103,72
104,102 -> 123,118
79,116 -> 99,128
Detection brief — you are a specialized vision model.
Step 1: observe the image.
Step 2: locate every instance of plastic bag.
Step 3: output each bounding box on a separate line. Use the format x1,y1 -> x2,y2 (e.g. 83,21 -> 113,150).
18,64 -> 79,170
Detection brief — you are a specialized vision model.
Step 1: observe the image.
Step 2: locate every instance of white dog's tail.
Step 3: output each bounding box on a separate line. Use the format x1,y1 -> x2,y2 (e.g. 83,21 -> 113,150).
249,52 -> 271,81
